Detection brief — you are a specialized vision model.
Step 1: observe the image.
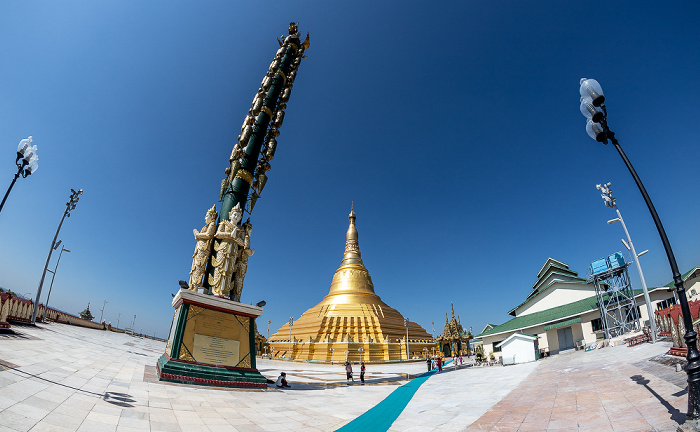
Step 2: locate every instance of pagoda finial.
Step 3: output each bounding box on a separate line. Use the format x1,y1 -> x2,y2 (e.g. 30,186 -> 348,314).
445,312 -> 448,323
451,302 -> 455,319
341,203 -> 362,264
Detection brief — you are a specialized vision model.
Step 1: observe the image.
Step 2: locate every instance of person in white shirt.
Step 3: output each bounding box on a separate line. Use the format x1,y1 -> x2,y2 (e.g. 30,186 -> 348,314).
275,372 -> 290,388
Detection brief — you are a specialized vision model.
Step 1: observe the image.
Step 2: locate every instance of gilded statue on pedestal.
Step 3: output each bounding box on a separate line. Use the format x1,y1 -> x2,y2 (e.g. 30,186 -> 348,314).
188,205 -> 218,291
209,204 -> 245,297
231,219 -> 255,302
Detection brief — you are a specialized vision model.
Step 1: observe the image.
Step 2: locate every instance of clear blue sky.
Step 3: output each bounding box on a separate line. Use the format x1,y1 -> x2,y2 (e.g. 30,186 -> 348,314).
1,1 -> 699,339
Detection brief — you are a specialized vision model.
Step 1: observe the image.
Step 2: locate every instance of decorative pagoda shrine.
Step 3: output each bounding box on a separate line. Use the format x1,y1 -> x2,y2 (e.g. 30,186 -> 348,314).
436,303 -> 473,357
267,206 -> 434,362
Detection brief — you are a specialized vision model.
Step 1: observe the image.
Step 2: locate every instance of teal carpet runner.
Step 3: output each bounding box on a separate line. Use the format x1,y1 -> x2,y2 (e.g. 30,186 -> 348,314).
336,360 -> 452,432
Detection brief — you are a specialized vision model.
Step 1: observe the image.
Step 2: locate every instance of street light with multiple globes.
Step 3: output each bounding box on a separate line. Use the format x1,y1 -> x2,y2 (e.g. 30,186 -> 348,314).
0,137 -> 38,214
579,78 -> 700,428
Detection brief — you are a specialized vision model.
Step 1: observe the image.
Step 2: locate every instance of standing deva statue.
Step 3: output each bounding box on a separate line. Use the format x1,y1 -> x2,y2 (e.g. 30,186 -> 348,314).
208,204 -> 245,297
188,205 -> 218,291
231,219 -> 255,302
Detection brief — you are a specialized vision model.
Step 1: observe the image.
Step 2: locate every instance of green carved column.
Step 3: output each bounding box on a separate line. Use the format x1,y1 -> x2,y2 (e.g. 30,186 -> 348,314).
204,23 -> 309,294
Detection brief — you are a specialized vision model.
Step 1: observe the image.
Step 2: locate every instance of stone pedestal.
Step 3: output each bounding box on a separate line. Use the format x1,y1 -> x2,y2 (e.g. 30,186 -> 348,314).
156,289 -> 267,388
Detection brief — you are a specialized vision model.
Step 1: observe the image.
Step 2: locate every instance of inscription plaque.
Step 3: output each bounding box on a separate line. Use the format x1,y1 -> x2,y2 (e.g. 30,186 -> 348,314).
192,334 -> 240,366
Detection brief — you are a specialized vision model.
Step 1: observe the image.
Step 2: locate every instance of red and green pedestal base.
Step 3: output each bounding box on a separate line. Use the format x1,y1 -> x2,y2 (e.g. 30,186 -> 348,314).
157,289 -> 267,388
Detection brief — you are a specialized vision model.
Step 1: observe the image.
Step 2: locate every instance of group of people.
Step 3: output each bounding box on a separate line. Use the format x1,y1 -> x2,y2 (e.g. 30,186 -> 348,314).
427,354 -> 465,372
345,361 -> 366,384
275,361 -> 367,389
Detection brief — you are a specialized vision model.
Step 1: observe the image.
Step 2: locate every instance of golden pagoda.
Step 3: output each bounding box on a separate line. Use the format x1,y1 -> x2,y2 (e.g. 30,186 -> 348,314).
436,303 -> 473,357
268,206 -> 434,362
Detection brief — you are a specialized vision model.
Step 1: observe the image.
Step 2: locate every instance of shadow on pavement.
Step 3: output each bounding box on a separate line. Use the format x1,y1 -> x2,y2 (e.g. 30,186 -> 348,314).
4,362 -> 135,408
631,374 -> 684,425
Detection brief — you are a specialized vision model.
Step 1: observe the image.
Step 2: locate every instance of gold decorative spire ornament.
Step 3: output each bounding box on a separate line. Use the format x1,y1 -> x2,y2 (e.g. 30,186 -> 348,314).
268,206 -> 434,361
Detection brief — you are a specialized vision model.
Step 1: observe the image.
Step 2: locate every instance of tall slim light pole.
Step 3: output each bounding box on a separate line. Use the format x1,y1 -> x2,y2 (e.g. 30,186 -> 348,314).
267,319 -> 271,339
597,182 -> 656,342
288,317 -> 293,359
579,78 -> 700,428
42,245 -> 71,322
431,320 -> 434,339
99,300 -> 108,323
31,189 -> 83,323
1,137 -> 38,215
117,313 -> 121,329
404,317 -> 410,360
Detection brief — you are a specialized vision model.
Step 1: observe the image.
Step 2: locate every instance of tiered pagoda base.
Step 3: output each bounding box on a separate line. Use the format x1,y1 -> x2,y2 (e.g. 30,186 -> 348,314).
157,289 -> 266,388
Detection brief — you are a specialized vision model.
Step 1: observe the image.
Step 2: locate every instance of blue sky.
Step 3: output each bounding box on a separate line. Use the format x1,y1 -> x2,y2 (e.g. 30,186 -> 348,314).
1,1 -> 699,339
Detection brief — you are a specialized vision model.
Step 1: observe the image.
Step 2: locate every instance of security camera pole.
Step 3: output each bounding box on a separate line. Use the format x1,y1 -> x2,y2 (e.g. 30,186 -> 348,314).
31,189 -> 83,324
597,182 -> 656,342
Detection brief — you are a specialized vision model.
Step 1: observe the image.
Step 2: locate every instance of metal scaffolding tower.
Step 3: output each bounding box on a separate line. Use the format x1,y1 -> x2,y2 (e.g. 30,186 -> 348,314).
588,252 -> 640,339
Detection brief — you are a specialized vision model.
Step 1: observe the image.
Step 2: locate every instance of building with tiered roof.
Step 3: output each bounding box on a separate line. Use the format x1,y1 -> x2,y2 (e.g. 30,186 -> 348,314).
436,303 -> 473,357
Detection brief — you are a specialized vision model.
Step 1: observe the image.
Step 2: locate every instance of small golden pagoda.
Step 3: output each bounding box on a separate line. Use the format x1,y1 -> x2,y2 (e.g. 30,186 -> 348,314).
268,206 -> 434,362
436,303 -> 473,357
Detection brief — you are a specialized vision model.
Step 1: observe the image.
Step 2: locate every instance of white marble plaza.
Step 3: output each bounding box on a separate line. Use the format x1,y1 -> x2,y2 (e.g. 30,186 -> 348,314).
0,322 -> 680,431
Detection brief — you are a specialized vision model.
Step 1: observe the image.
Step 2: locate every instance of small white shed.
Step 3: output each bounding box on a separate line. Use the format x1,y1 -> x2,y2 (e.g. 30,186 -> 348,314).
495,333 -> 537,365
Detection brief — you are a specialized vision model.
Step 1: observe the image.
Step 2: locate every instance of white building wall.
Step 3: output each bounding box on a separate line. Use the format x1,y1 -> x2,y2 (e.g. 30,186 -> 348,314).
516,283 -> 596,316
501,337 -> 536,364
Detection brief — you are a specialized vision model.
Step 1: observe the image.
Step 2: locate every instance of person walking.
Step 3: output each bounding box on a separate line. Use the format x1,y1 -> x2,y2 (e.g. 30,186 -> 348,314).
437,357 -> 442,372
426,356 -> 432,372
360,362 -> 366,384
345,361 -> 354,382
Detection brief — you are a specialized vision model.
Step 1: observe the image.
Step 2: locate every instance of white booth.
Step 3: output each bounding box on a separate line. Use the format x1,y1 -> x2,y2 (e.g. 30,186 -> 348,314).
495,333 -> 537,365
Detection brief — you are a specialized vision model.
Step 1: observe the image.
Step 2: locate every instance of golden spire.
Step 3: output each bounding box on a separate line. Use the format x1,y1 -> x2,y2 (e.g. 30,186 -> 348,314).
341,202 -> 362,265
327,204 -> 375,296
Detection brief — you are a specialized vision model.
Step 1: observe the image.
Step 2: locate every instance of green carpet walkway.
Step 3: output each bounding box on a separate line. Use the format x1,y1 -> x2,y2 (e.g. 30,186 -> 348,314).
336,360 -> 452,432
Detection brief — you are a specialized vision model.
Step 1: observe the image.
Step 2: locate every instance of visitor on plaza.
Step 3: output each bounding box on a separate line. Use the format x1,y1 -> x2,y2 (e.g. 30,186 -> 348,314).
426,356 -> 432,371
360,361 -> 365,384
345,361 -> 354,382
275,372 -> 291,388
437,357 -> 442,372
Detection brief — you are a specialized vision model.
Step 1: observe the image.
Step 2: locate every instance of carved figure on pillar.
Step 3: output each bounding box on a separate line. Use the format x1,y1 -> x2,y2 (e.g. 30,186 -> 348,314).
231,219 -> 255,302
189,206 -> 218,291
209,204 -> 245,297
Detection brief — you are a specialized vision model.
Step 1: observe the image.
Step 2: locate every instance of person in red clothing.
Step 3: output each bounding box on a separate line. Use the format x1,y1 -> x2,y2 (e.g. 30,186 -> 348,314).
437,357 -> 442,372
360,362 -> 366,384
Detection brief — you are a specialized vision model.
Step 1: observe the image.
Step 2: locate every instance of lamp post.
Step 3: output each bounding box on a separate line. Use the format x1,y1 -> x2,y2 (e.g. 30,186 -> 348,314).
1,137 -> 38,214
423,347 -> 428,359
267,320 -> 271,340
288,317 -> 293,359
404,317 -> 410,360
99,300 -> 108,323
42,245 -> 70,322
117,313 -> 121,329
329,347 -> 335,362
579,78 -> 700,428
597,182 -> 656,342
358,347 -> 364,361
131,315 -> 136,329
431,320 -> 434,339
31,189 -> 83,324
